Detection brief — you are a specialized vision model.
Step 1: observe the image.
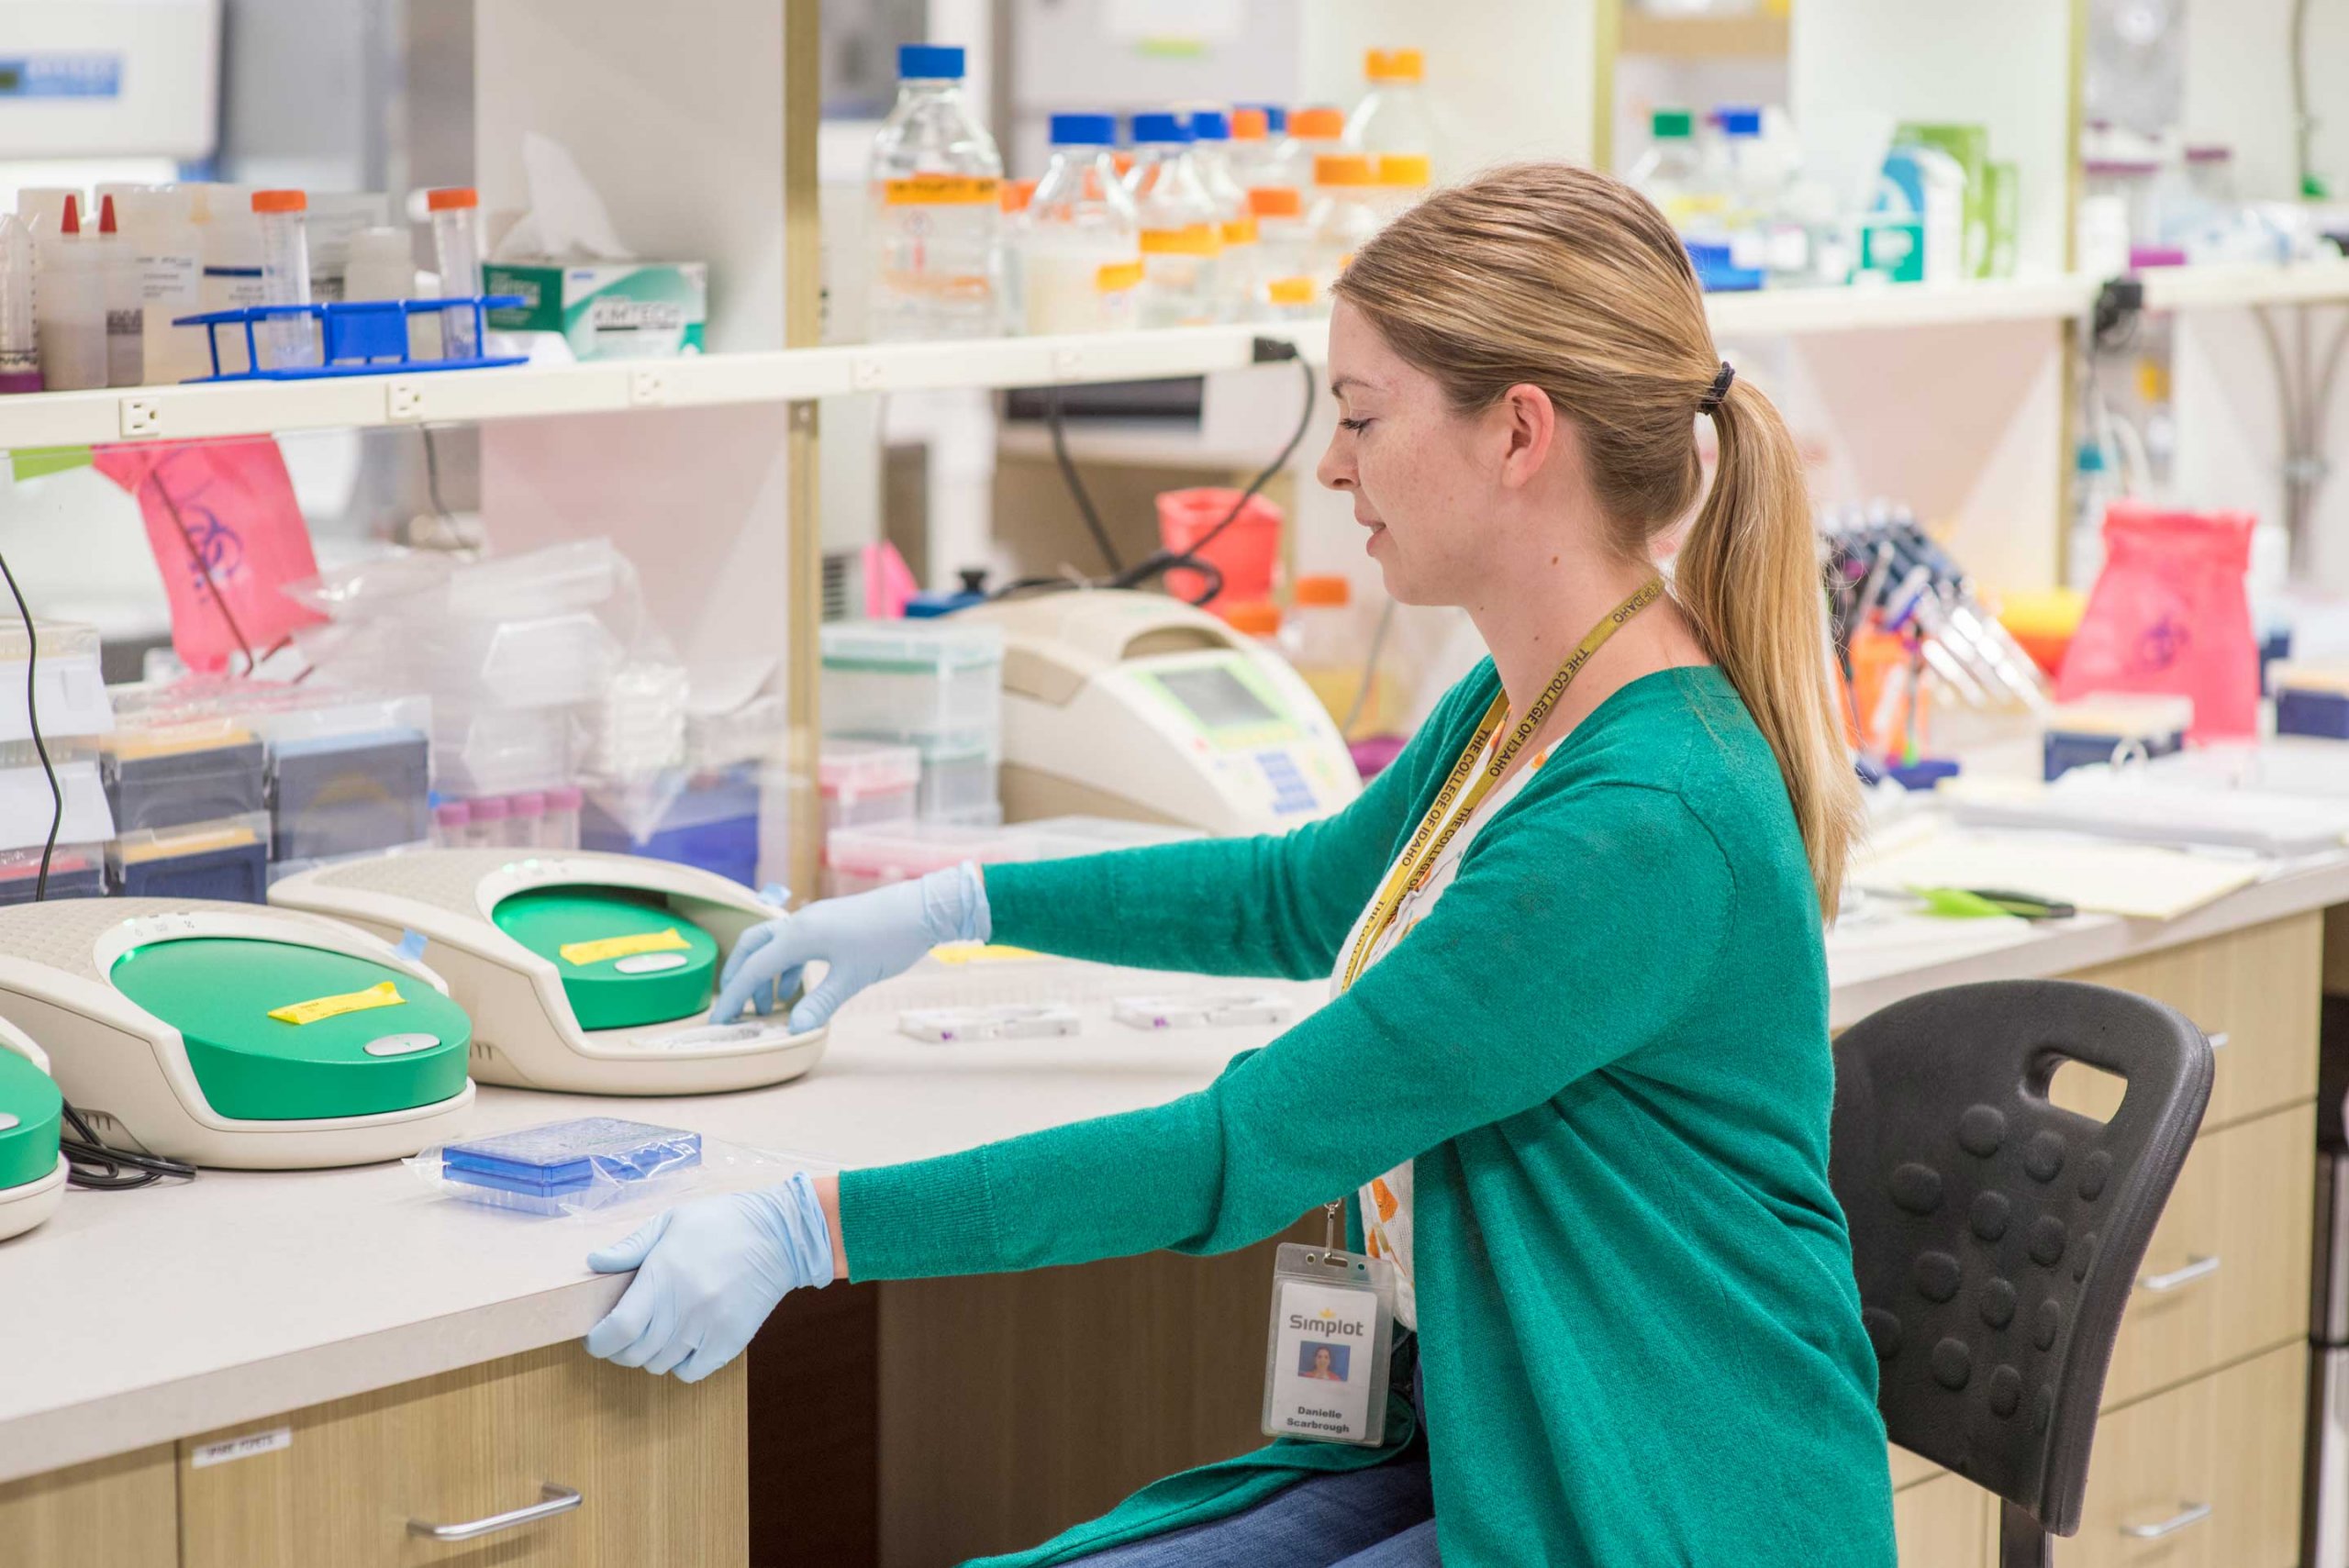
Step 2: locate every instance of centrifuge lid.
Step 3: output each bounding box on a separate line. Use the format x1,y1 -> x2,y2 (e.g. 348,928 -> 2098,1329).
109,938 -> 472,1120
0,1046 -> 61,1191
490,887 -> 721,1032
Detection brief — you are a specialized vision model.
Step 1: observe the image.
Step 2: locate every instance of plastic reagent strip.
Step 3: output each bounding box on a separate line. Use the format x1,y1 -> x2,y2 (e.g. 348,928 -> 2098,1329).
560,928 -> 693,967
269,980 -> 405,1026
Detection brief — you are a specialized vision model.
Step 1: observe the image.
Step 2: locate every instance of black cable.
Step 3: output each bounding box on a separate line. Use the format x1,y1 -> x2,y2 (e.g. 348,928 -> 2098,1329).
0,550 -> 60,904
1046,385 -> 1123,574
420,421 -> 459,535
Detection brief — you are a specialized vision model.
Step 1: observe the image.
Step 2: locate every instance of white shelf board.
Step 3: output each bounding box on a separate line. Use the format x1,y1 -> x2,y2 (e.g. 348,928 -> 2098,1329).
1706,274 -> 2096,337
2135,259 -> 2349,311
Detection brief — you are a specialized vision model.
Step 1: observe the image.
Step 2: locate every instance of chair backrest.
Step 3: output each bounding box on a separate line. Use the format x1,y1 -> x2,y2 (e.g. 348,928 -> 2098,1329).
1829,979 -> 2212,1536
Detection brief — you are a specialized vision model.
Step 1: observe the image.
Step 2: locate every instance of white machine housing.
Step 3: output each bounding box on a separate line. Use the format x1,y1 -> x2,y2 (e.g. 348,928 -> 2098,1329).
270,850 -> 829,1095
0,899 -> 475,1171
0,1 -> 221,160
0,1017 -> 66,1242
963,591 -> 1362,835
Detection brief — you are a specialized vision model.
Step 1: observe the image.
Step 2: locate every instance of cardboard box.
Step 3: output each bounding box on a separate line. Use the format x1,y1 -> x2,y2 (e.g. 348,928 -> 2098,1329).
482,259 -> 707,359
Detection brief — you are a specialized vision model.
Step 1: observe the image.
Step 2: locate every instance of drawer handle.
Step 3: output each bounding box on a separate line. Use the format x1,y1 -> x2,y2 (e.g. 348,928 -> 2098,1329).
407,1482 -> 582,1541
2120,1500 -> 2212,1540
2137,1254 -> 2221,1293
2205,1031 -> 2230,1051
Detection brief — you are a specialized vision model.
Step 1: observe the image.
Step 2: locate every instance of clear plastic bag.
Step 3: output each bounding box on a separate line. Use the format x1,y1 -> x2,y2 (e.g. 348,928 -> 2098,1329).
406,1116 -> 823,1219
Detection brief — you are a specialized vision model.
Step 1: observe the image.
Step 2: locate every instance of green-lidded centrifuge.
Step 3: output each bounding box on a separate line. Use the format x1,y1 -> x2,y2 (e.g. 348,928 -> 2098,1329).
271,849 -> 829,1096
490,887 -> 721,1032
0,1018 -> 65,1241
0,899 -> 476,1170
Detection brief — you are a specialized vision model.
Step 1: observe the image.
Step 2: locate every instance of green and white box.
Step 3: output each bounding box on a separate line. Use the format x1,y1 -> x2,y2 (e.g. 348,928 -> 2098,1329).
483,259 -> 708,359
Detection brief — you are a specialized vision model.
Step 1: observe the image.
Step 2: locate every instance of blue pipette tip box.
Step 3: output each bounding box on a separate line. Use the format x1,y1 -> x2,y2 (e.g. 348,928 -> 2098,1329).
442,1118 -> 701,1199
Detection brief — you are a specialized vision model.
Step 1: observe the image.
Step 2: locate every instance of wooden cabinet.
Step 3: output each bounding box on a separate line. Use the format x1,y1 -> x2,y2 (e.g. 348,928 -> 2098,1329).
2062,914 -> 2321,1133
178,1343 -> 746,1568
0,1444 -> 177,1568
1895,1472 -> 1994,1568
2060,1341 -> 2306,1568
2099,1104 -> 2313,1409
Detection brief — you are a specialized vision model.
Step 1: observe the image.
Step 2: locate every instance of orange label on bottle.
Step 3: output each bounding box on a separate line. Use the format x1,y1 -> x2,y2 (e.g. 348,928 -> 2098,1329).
1219,217 -> 1260,247
883,174 -> 1003,206
1141,223 -> 1221,257
1095,261 -> 1146,293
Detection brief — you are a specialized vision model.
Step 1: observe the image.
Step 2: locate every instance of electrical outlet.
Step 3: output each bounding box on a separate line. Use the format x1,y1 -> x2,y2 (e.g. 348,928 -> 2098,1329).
385,382 -> 424,421
1050,347 -> 1084,379
852,355 -> 887,392
118,397 -> 161,438
629,366 -> 672,406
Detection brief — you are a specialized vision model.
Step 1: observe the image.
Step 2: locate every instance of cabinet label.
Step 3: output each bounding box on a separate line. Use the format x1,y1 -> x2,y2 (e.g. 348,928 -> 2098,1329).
192,1426 -> 291,1468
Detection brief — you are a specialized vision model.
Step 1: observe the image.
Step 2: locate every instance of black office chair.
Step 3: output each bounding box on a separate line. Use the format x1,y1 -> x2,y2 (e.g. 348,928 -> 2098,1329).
1830,979 -> 2213,1568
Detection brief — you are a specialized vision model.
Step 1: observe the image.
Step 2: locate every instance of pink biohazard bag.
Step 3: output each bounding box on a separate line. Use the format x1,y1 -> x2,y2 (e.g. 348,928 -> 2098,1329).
94,439 -> 325,673
2055,501 -> 2257,740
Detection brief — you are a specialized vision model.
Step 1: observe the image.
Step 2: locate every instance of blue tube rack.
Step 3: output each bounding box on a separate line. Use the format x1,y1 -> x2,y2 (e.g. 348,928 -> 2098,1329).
172,295 -> 528,383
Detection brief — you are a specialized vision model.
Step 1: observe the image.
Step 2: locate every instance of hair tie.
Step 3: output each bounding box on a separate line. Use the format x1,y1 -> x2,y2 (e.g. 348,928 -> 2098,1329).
1698,361 -> 1735,415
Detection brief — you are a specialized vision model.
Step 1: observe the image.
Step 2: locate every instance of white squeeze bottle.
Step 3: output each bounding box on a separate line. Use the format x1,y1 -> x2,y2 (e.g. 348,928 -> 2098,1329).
95,195 -> 142,385
34,195 -> 106,392
195,186 -> 266,377
1188,109 -> 1258,323
1125,112 -> 1221,328
117,186 -> 206,385
1020,113 -> 1141,335
869,44 -> 1005,341
0,216 -> 40,394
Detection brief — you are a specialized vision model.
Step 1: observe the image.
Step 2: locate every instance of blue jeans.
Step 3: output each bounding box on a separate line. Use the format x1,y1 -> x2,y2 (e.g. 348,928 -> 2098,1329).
1065,1358 -> 1437,1567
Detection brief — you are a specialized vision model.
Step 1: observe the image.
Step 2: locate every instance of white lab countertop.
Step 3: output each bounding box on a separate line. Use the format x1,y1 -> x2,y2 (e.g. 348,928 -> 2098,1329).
6,845 -> 2349,1484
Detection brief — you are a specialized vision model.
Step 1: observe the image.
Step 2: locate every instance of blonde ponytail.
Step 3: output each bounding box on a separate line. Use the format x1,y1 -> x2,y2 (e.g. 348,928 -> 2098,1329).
1333,162 -> 1860,917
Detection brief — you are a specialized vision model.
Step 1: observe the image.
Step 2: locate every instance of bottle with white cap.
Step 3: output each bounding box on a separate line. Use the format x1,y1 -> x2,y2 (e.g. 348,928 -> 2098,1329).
95,195 -> 143,386
1125,112 -> 1222,328
0,216 -> 40,395
33,195 -> 106,392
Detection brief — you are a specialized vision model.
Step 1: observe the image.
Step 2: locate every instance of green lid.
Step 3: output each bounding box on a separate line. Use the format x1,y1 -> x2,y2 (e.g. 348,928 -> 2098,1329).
492,887 -> 720,1032
0,1046 -> 61,1191
109,939 -> 471,1121
1652,109 -> 1694,139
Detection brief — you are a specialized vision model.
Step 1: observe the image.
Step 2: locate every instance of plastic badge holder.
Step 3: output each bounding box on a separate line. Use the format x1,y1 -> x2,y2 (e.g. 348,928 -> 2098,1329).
898,1004 -> 1081,1043
429,1118 -> 704,1217
1115,993 -> 1294,1030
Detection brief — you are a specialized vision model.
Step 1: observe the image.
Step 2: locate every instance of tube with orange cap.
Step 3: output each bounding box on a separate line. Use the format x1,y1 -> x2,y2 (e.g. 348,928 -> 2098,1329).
250,190 -> 316,370
428,188 -> 484,358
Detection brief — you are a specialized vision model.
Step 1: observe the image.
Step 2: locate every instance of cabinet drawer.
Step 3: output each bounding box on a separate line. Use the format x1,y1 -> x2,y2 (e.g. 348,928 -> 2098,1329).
179,1342 -> 746,1568
2062,1341 -> 2306,1568
0,1444 -> 177,1568
1895,1472 -> 1992,1568
2100,1104 -> 2313,1409
2062,914 -> 2320,1132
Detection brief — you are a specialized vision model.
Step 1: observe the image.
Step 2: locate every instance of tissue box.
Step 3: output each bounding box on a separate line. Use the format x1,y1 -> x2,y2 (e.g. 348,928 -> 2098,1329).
483,259 -> 708,360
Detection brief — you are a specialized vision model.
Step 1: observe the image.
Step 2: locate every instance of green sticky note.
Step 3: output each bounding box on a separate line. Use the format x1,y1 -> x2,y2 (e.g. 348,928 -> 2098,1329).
9,446 -> 94,483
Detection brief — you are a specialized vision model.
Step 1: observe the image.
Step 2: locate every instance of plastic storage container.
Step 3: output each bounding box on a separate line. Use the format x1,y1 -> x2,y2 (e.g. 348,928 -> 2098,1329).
869,44 -> 1006,341
436,1118 -> 702,1216
582,764 -> 762,889
820,620 -> 1004,754
819,739 -> 921,828
822,819 -> 1044,898
0,618 -> 112,744
543,784 -> 583,851
0,842 -> 106,904
100,710 -> 268,833
916,741 -> 1000,825
1021,114 -> 1142,336
0,739 -> 114,860
1126,113 -> 1222,328
108,812 -> 272,903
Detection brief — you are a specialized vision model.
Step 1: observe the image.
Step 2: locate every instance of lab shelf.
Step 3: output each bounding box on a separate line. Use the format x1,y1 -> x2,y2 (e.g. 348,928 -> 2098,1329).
1615,9 -> 1790,60
6,268 -> 2348,453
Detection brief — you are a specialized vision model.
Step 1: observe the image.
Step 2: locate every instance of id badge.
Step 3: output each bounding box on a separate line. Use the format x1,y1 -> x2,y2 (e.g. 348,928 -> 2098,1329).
1261,1241 -> 1396,1447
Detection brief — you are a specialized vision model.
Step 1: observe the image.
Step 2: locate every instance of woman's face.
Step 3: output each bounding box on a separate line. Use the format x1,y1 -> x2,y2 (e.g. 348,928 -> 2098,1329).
1312,1347 -> 1333,1373
1317,300 -> 1529,606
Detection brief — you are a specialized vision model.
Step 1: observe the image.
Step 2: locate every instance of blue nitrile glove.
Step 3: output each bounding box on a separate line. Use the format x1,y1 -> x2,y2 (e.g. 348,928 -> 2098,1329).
584,1172 -> 834,1382
709,862 -> 990,1030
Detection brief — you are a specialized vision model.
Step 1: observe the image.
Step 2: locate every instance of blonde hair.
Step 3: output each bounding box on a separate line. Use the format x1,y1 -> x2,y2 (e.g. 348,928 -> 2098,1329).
1332,161 -> 1859,917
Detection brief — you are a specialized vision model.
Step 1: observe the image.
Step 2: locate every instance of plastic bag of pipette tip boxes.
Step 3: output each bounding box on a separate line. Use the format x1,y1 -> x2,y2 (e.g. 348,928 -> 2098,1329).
406,1117 -> 826,1219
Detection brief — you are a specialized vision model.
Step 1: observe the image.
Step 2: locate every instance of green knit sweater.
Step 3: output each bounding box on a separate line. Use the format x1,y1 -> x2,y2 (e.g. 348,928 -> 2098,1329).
841,662 -> 1896,1567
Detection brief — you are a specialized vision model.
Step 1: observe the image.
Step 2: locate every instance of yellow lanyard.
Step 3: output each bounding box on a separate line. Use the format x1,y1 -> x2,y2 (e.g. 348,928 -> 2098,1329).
1338,574 -> 1665,992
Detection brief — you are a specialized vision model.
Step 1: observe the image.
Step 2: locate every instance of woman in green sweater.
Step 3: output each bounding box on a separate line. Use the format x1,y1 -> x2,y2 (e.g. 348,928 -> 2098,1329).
584,162 -> 1897,1567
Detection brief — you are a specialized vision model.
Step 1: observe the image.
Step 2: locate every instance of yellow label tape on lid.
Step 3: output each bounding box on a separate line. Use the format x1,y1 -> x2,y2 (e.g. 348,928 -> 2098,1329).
1141,223 -> 1221,257
884,174 -> 1002,206
270,981 -> 405,1026
1096,260 -> 1145,293
928,942 -> 1042,965
560,928 -> 694,967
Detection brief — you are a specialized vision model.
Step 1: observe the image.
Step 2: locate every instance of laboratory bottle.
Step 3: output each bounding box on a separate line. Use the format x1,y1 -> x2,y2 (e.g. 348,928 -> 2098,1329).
112,186 -> 205,386
1308,154 -> 1383,296
95,195 -> 142,386
0,216 -> 39,395
429,187 -> 484,359
1344,50 -> 1442,176
1125,113 -> 1222,328
13,189 -> 77,242
1020,113 -> 1142,336
869,43 -> 1006,342
33,195 -> 106,393
1368,152 -> 1431,226
250,189 -> 317,372
1250,186 -> 1318,320
1228,106 -> 1282,194
1627,109 -> 1709,231
1714,107 -> 1770,271
1189,109 -> 1258,322
1281,106 -> 1347,195
1286,575 -> 1404,739
195,187 -> 266,377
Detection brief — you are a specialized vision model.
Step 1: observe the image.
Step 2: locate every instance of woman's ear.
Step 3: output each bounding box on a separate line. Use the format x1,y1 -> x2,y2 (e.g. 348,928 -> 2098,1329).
1494,382 -> 1557,490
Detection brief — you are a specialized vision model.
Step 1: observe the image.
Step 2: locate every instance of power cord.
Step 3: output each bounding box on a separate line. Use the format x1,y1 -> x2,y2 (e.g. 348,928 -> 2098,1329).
1047,384 -> 1123,574
995,338 -> 1316,606
0,547 -> 195,1192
